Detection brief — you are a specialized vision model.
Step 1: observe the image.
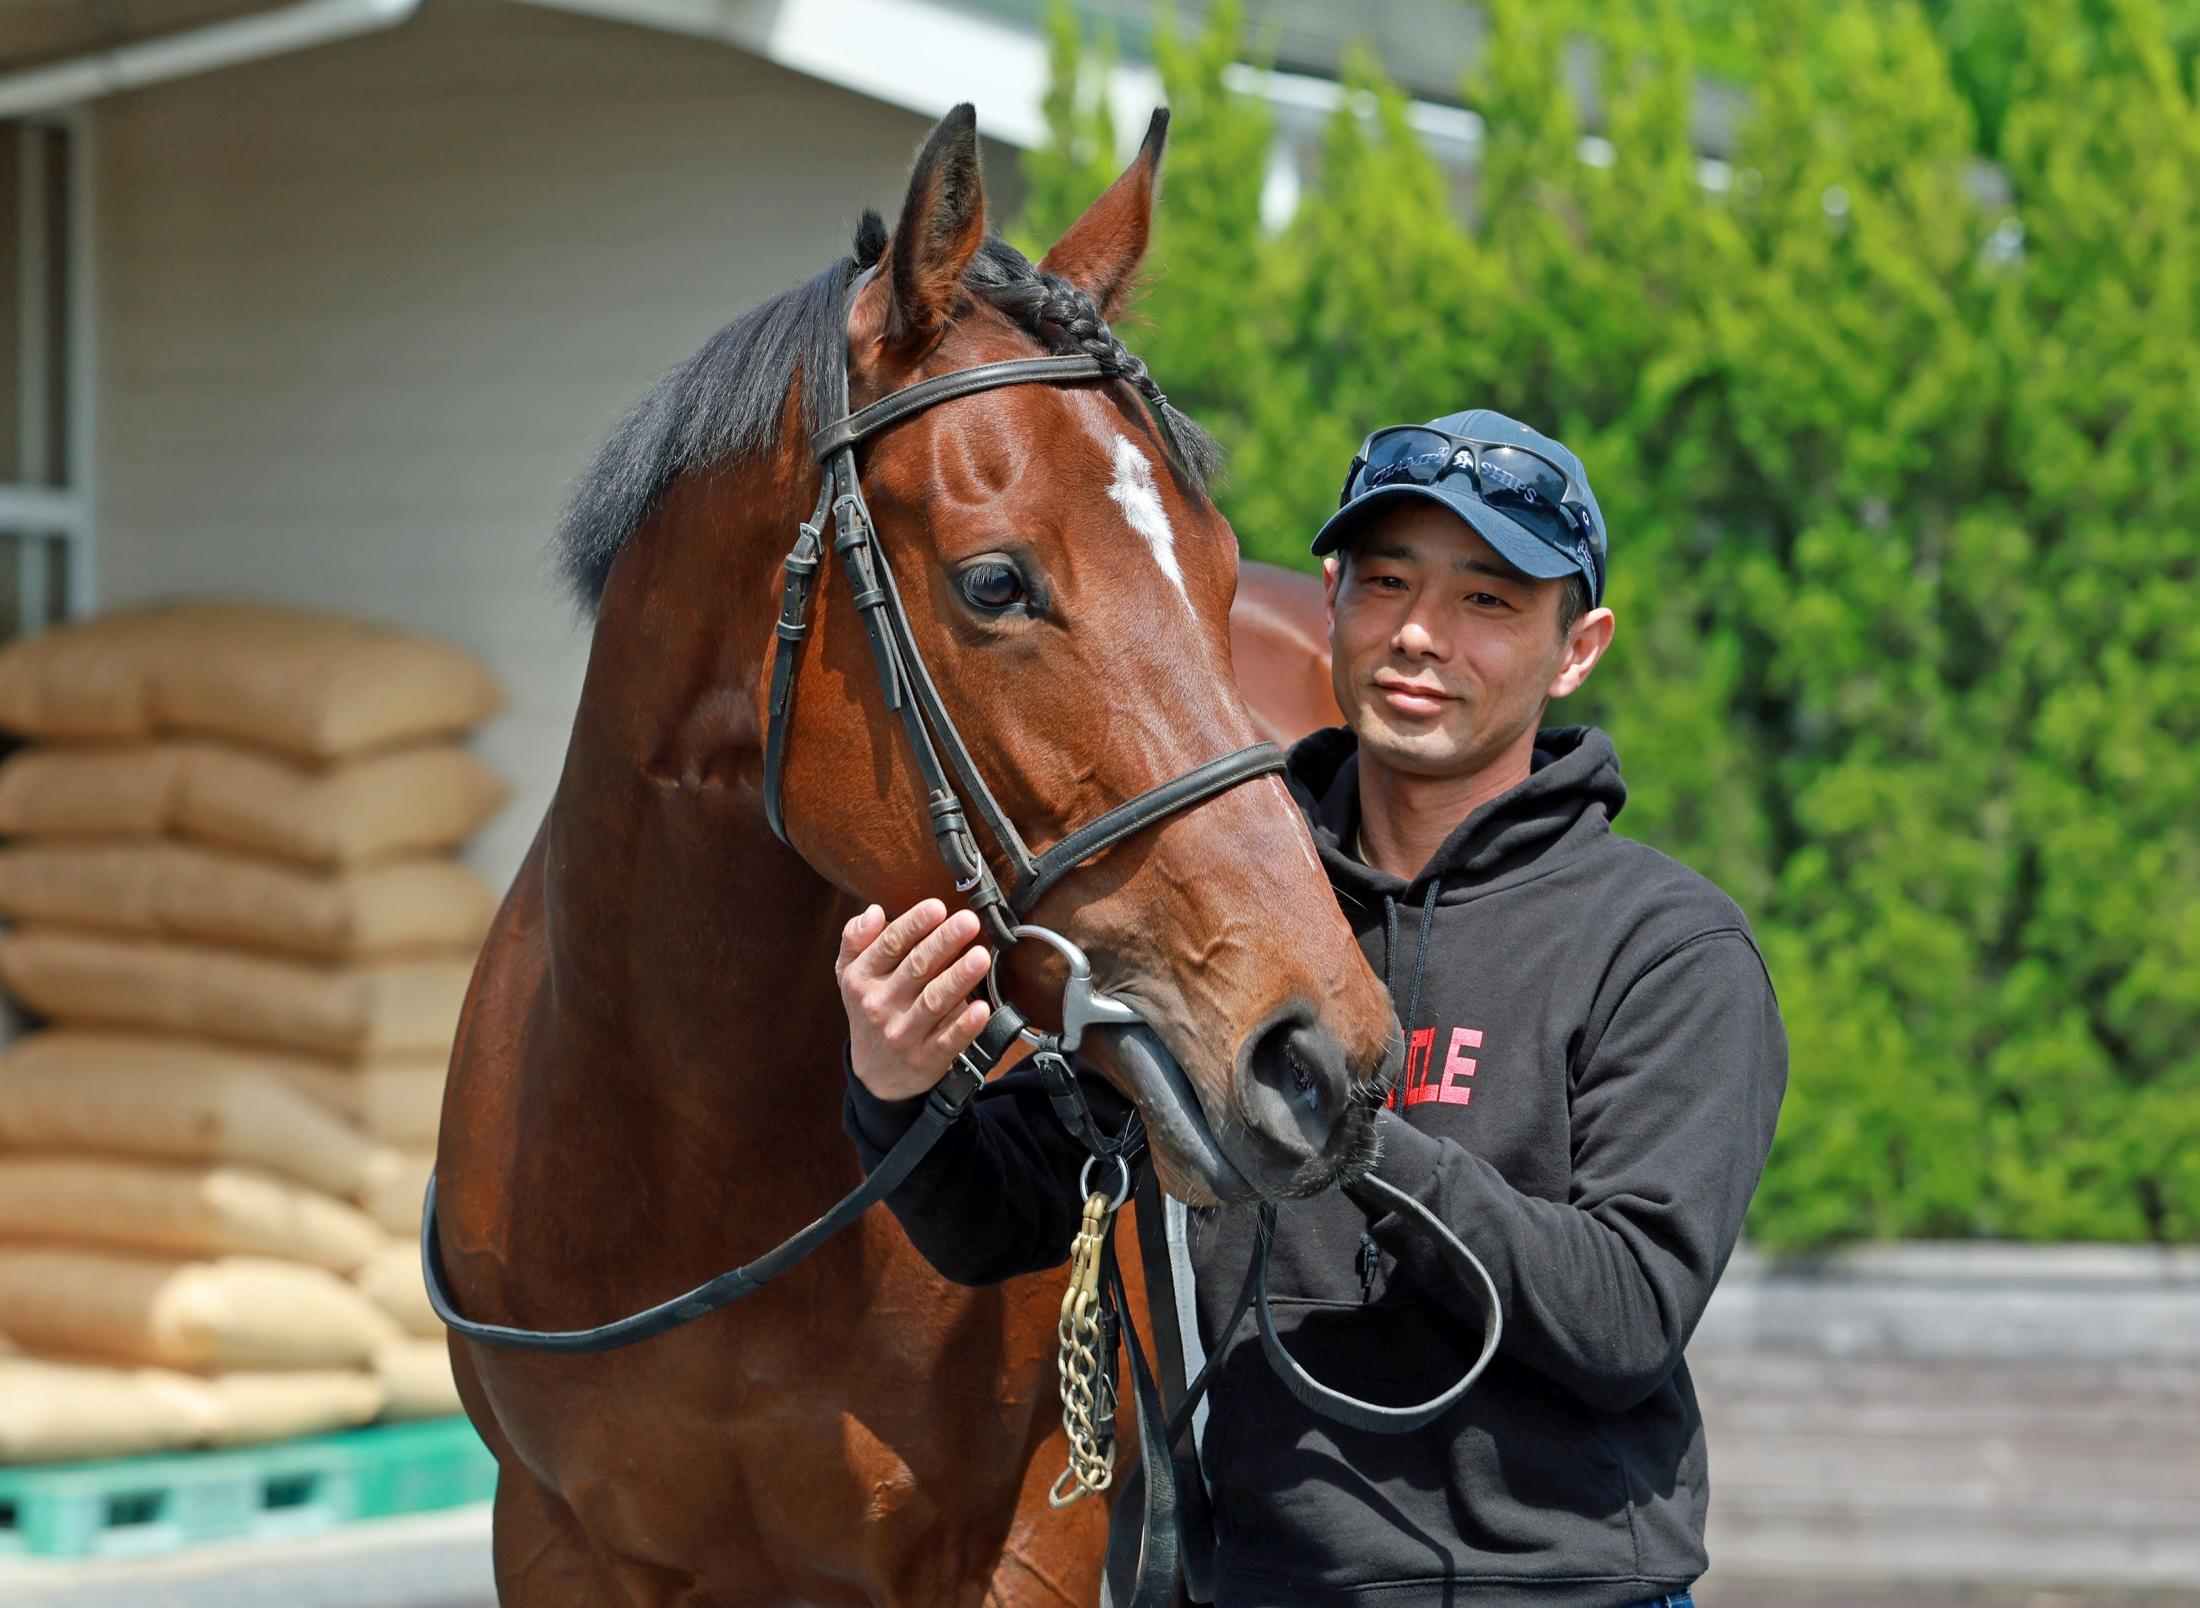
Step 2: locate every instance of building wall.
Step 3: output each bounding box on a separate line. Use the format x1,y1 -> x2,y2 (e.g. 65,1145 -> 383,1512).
89,0 -> 1026,886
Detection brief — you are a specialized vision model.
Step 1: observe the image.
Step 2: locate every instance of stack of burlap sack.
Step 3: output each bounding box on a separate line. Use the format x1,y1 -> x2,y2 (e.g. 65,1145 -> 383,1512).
0,603 -> 506,1461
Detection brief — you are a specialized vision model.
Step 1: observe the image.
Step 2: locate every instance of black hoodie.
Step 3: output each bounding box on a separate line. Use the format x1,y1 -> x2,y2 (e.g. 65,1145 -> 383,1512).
845,725 -> 1787,1607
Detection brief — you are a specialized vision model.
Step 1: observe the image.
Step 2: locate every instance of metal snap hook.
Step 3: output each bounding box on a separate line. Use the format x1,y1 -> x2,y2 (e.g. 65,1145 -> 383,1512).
984,923 -> 1145,1053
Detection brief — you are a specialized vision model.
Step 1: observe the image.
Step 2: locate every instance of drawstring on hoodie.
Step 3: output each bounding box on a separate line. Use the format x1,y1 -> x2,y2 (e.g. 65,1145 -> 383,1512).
1381,879 -> 1444,1041
1363,878 -> 1442,1300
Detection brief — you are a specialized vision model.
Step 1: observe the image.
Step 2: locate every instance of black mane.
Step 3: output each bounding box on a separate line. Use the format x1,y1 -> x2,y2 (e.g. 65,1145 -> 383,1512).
551,216 -> 1216,612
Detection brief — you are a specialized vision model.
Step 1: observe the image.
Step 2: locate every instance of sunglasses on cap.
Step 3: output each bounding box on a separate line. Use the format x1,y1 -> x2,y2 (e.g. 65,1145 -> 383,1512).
1339,426 -> 1600,593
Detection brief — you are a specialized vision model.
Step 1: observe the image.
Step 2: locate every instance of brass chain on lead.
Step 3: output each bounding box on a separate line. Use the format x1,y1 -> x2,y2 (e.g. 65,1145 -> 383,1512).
1049,1154 -> 1131,1508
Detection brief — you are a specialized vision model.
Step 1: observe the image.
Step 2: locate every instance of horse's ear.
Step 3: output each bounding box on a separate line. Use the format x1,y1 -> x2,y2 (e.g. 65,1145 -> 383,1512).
1039,109 -> 1168,322
878,104 -> 988,351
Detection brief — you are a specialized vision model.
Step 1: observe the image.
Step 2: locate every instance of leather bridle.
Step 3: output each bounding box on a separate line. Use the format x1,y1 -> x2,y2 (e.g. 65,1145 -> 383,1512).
425,303 -> 1287,1354
762,340 -> 1284,953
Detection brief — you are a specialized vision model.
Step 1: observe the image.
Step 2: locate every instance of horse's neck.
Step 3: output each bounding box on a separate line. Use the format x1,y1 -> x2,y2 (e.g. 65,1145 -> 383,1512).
541,772 -> 847,1128
528,461 -> 857,1194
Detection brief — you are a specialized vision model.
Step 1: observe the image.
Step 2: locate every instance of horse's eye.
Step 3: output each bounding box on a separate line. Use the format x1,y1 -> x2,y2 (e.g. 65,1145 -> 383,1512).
959,562 -> 1028,613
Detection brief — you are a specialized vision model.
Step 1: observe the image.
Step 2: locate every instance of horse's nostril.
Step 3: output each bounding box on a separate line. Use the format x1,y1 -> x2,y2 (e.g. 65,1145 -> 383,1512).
1239,1014 -> 1349,1164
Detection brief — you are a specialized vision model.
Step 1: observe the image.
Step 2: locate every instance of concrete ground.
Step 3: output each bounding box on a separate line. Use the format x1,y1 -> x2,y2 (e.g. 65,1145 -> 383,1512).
0,1505 -> 495,1608
0,1509 -> 2190,1608
1696,1584 -> 2198,1608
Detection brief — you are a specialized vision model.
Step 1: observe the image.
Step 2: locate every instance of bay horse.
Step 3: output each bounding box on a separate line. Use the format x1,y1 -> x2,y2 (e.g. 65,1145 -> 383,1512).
1227,563 -> 1341,748
435,106 -> 1394,1605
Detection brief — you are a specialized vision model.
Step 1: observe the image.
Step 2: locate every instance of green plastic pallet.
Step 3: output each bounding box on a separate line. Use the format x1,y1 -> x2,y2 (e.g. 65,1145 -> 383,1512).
0,1416 -> 497,1560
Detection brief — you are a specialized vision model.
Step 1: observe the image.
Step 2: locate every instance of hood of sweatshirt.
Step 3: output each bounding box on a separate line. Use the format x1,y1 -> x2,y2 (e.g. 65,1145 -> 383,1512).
1285,724 -> 1630,911
1285,726 -> 1633,1031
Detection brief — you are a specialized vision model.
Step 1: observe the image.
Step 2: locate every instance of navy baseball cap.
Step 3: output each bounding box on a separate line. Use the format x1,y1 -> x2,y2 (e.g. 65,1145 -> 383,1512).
1310,409 -> 1607,605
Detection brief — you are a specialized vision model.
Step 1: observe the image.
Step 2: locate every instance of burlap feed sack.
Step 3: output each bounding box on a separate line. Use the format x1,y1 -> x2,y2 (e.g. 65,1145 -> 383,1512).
0,842 -> 495,959
0,601 -> 503,759
0,1157 -> 387,1273
0,1351 -> 384,1461
375,1340 -> 460,1421
356,1240 -> 441,1339
0,929 -> 472,1058
0,741 -> 506,866
0,1248 -> 400,1370
0,1031 -> 383,1195
0,1353 -> 216,1462
360,1148 -> 434,1236
279,1058 -> 446,1144
202,1368 -> 386,1446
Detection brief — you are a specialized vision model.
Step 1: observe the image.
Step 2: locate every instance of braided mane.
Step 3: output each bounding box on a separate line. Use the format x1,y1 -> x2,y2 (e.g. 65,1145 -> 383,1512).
962,235 -> 1221,488
552,214 -> 1217,613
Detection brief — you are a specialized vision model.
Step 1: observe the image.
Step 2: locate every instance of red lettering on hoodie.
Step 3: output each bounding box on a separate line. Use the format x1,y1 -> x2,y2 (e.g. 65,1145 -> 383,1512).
1388,1027 -> 1439,1109
1395,1025 -> 1482,1108
1435,1026 -> 1480,1105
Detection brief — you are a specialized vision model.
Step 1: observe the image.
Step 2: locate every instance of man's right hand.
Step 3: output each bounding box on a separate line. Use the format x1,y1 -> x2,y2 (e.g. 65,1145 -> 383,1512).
837,899 -> 995,1102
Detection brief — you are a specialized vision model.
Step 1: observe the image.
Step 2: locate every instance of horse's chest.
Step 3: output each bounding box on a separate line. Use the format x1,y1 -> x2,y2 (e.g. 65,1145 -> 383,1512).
486,1231 -> 1058,1597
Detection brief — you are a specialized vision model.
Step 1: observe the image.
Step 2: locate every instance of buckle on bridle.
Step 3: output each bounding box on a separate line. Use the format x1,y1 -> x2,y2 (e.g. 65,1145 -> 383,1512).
786,524 -> 823,574
829,491 -> 868,546
927,793 -> 988,894
926,1056 -> 986,1119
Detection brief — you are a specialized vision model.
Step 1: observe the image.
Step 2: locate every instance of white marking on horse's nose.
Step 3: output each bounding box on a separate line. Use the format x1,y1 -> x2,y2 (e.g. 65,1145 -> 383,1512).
1108,433 -> 1189,607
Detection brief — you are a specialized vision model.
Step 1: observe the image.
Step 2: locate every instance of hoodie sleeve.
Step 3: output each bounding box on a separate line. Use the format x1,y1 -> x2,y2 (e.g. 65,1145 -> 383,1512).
842,1046 -> 1116,1286
1354,929 -> 1786,1414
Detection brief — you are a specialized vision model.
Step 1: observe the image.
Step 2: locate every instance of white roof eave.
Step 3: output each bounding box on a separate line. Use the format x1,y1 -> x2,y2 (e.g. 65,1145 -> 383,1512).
508,0 -> 1484,163
0,0 -> 423,120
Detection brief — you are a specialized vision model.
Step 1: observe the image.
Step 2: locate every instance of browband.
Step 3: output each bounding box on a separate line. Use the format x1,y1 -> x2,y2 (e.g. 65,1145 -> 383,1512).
809,354 -> 1110,460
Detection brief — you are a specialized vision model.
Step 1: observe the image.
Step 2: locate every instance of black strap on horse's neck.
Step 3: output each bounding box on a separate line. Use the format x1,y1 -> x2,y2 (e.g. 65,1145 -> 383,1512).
422,1004 -> 1030,1352
1099,1240 -> 1181,1608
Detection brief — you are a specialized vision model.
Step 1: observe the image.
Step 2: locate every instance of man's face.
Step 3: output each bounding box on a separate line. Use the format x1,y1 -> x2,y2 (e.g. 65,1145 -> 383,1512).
1322,501 -> 1587,779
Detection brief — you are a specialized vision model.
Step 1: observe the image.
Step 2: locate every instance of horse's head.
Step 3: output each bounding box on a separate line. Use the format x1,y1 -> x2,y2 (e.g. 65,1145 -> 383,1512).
760,107 -> 1398,1203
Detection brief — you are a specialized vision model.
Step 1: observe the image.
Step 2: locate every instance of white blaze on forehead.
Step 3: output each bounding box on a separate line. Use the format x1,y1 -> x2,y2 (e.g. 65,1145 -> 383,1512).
1107,433 -> 1190,607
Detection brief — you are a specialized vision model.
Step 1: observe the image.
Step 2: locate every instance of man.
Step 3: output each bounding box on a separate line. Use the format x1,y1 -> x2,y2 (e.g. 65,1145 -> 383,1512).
837,409 -> 1787,1607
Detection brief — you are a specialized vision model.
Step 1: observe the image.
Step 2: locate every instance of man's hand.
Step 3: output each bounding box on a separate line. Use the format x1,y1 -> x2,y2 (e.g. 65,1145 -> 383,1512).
837,899 -> 994,1102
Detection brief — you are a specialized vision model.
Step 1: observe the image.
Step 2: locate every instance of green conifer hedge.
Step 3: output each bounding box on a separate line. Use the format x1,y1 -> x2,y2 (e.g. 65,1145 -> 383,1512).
1019,0 -> 2200,1248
